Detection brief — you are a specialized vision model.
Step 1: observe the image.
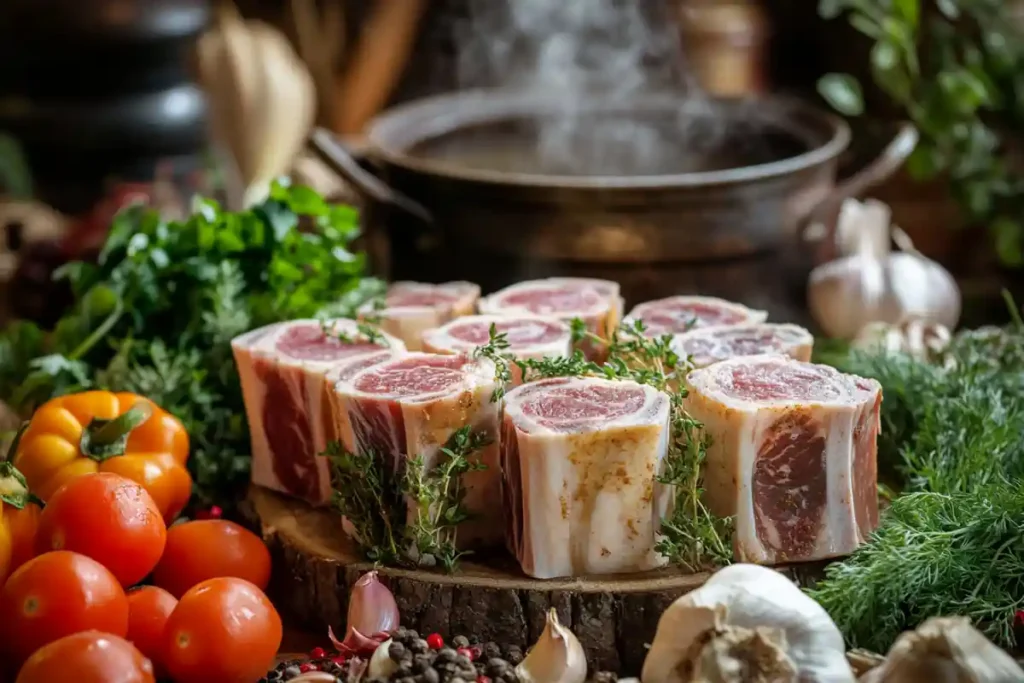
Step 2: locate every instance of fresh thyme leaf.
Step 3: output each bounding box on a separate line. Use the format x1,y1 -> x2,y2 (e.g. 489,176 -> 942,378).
472,324 -> 513,402
323,425 -> 492,571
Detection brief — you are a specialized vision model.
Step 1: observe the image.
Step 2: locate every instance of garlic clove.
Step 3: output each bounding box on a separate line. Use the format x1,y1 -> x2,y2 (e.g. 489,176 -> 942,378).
690,624 -> 798,683
367,638 -> 400,680
349,570 -> 400,637
291,672 -> 341,682
515,609 -> 587,683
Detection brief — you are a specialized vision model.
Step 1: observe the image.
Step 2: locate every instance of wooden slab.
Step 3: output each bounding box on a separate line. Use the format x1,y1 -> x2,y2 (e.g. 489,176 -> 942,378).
251,485 -> 711,675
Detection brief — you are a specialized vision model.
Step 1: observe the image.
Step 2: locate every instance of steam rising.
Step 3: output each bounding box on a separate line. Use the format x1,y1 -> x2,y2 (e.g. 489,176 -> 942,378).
449,0 -> 724,176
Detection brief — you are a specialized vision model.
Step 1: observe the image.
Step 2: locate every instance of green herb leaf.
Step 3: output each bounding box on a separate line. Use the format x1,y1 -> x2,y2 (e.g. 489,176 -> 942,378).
817,73 -> 866,116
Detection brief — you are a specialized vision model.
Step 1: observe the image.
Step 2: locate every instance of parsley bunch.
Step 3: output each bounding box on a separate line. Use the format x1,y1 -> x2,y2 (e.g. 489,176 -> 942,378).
0,181 -> 380,505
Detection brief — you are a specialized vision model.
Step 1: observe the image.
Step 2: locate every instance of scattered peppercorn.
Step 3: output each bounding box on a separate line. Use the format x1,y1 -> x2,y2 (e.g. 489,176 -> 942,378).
452,635 -> 470,649
481,643 -> 501,661
427,633 -> 445,650
310,647 -> 327,659
389,642 -> 408,662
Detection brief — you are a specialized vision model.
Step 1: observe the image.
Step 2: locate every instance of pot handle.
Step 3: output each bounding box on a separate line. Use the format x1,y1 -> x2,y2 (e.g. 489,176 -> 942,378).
799,122 -> 919,248
309,127 -> 435,226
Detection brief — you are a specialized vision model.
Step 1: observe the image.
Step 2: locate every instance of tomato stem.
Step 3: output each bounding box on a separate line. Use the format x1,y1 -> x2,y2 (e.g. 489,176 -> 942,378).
80,401 -> 153,462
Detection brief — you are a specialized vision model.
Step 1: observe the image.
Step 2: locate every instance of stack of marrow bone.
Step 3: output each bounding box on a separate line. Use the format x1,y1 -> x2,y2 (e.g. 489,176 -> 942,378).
232,319 -> 405,505
684,354 -> 882,564
235,279 -> 882,578
479,278 -> 622,360
361,281 -> 480,351
421,314 -> 573,385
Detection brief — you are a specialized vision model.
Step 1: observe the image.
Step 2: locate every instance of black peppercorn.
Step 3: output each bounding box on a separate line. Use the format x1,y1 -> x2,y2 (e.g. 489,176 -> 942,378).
435,648 -> 457,664
454,654 -> 472,668
500,670 -> 517,683
413,655 -> 435,674
396,664 -> 414,678
485,658 -> 508,677
283,665 -> 302,678
390,642 -> 408,662
400,677 -> 417,683
482,642 -> 501,660
422,668 -> 441,683
505,647 -> 523,665
408,630 -> 420,640
410,638 -> 430,654
451,635 -> 470,649
451,678 -> 467,683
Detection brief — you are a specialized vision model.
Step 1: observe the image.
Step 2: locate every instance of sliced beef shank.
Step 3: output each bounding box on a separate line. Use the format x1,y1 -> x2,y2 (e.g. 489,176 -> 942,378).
334,352 -> 502,547
232,319 -> 405,505
478,278 -> 622,360
684,354 -> 882,564
625,295 -> 768,337
421,314 -> 572,385
672,323 -> 814,369
361,281 -> 480,351
501,376 -> 671,579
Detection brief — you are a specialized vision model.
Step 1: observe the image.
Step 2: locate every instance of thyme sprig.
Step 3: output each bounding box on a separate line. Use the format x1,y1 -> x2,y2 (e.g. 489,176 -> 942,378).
324,425 -> 491,571
472,324 -> 513,402
321,318 -> 388,347
519,318 -> 733,571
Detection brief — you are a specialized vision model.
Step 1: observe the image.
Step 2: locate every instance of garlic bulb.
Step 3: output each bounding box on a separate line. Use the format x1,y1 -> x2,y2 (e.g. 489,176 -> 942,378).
366,638 -> 400,680
515,609 -> 587,683
853,319 -> 952,361
641,564 -> 855,683
859,617 -> 1024,683
195,3 -> 316,208
808,199 -> 960,340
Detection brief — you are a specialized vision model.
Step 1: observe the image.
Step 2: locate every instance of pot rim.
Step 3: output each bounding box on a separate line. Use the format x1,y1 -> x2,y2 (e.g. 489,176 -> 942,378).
364,88 -> 851,189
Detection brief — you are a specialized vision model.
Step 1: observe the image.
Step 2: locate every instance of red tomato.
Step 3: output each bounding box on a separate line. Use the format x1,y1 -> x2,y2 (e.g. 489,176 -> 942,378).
152,520 -> 271,598
126,586 -> 177,677
163,577 -> 282,683
36,473 -> 167,586
15,630 -> 154,683
0,551 -> 129,666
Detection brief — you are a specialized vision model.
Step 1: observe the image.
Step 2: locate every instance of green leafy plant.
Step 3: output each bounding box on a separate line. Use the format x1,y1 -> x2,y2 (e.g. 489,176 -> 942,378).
324,425 -> 492,571
0,181 -> 379,505
817,0 -> 1024,264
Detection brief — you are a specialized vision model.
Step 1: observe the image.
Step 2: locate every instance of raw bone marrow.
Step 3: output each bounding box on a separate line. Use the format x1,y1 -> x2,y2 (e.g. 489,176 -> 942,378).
478,278 -> 623,361
501,376 -> 672,579
232,319 -> 406,506
672,323 -> 814,369
361,281 -> 480,351
333,352 -> 502,547
624,295 -> 768,338
684,354 -> 882,564
421,314 -> 572,385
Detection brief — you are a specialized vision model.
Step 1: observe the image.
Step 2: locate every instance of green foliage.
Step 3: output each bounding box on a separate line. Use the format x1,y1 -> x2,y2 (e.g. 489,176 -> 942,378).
324,425 -> 492,571
818,0 -> 1024,265
0,181 -> 378,504
812,311 -> 1024,650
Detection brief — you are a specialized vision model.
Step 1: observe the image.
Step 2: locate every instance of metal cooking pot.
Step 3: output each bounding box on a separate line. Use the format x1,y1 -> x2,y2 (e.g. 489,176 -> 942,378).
311,89 -> 916,324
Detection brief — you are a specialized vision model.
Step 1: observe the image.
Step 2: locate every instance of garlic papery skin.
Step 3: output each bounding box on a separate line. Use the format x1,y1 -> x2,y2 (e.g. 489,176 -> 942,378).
367,638 -> 400,680
515,609 -> 587,683
349,570 -> 400,637
807,199 -> 960,341
691,623 -> 798,683
641,564 -> 855,683
859,617 -> 1024,683
853,319 -> 952,362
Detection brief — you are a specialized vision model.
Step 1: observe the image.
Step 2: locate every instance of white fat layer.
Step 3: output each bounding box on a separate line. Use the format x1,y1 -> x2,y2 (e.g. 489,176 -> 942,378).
684,356 -> 881,564
671,323 -> 815,368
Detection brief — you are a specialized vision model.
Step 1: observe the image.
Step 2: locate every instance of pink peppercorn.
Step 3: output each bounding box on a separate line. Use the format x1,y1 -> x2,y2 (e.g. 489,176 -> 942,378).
426,632 -> 444,650
476,676 -> 491,683
310,647 -> 326,659
457,646 -> 475,661
299,663 -> 315,673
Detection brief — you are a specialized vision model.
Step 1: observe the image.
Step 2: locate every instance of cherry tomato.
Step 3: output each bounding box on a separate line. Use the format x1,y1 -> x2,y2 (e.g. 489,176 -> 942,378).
0,551 -> 129,666
163,577 -> 282,683
126,586 -> 177,677
152,520 -> 271,598
36,473 -> 166,586
15,630 -> 154,683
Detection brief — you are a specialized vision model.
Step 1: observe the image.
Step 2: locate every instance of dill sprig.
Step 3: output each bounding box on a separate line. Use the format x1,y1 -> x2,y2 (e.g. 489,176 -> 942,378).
472,324 -> 513,402
519,317 -> 732,572
324,425 -> 491,571
807,480 -> 1024,651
